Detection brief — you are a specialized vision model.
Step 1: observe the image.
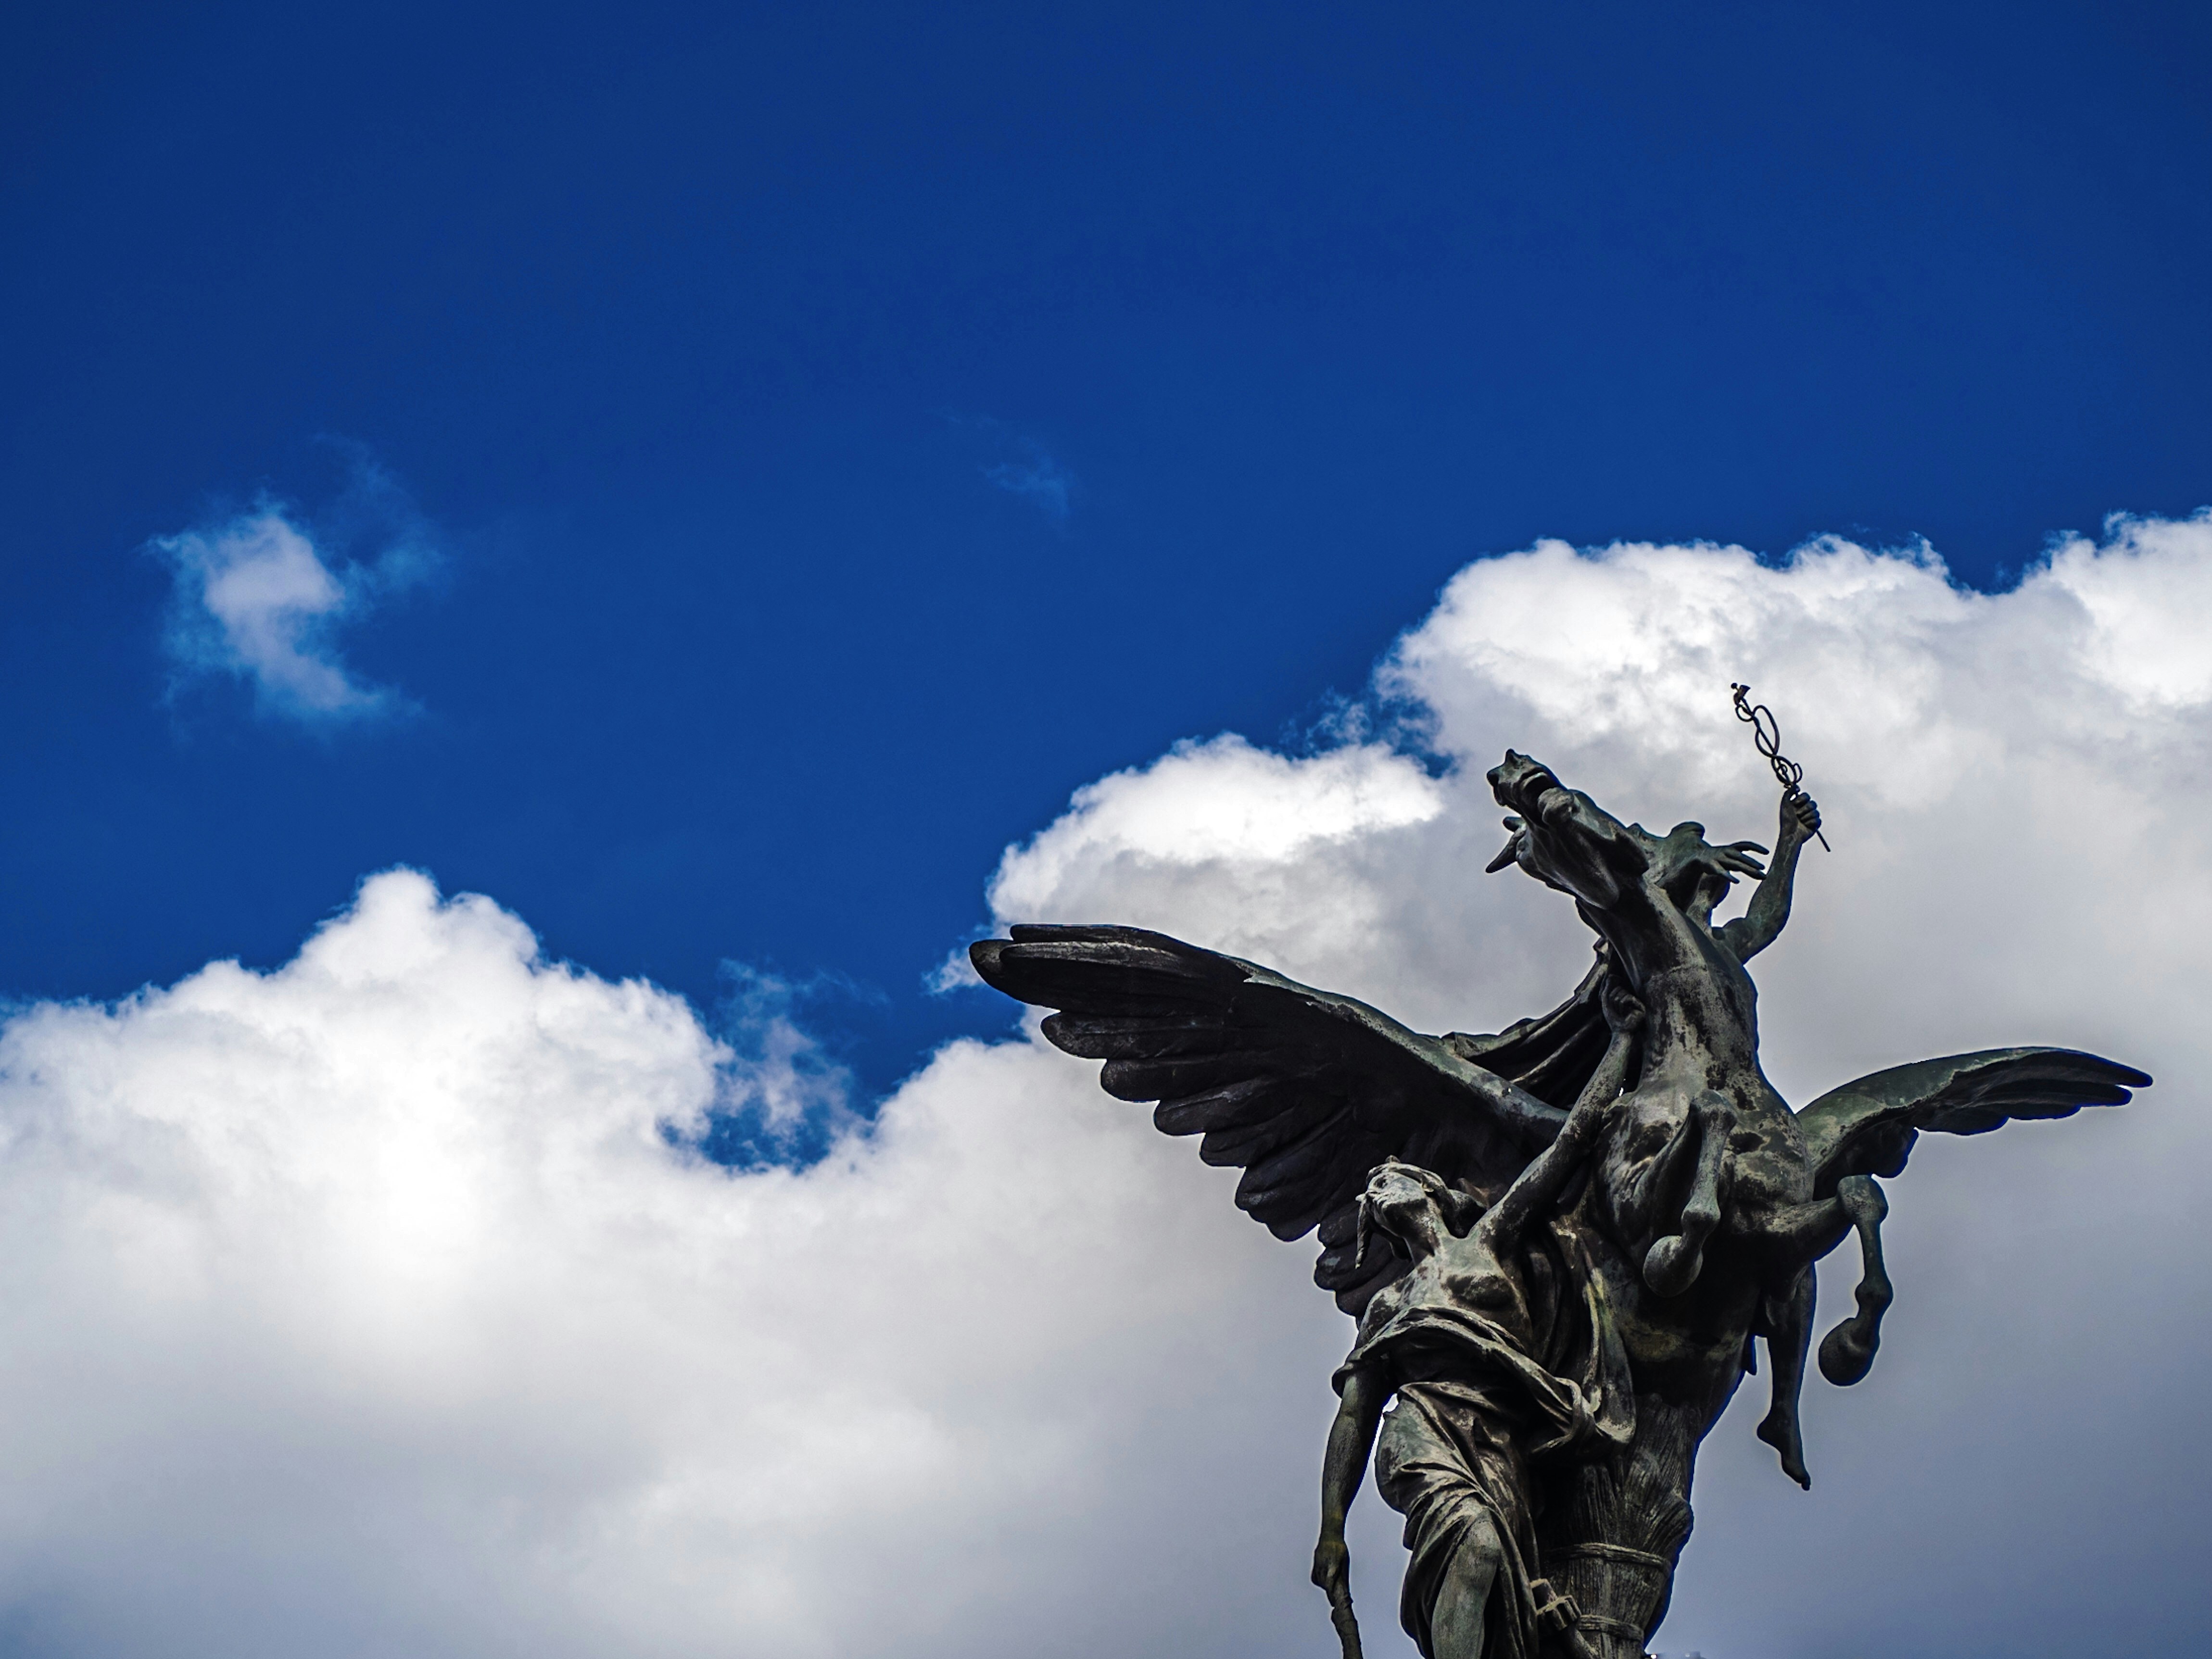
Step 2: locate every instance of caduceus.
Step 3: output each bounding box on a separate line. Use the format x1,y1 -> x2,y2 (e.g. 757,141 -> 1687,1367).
1730,681 -> 1831,850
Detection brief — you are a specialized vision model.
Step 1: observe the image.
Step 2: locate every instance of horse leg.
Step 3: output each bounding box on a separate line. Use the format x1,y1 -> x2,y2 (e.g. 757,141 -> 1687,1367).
1754,1267 -> 1815,1489
1818,1176 -> 1893,1386
1643,1092 -> 1735,1297
1605,1093 -> 1701,1246
1728,1190 -> 1853,1262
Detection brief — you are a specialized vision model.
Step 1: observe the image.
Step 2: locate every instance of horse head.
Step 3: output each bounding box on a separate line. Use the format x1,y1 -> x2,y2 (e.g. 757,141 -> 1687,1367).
1484,751 -> 1770,924
1483,751 -> 1648,912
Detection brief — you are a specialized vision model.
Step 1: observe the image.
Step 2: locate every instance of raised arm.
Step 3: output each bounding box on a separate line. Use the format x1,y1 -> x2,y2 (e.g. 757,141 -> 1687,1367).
1478,982 -> 1641,1250
1312,1362 -> 1387,1620
1718,791 -> 1821,962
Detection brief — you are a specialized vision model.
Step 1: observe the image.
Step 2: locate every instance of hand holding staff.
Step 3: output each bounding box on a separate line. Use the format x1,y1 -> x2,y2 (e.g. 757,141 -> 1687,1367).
1312,1533 -> 1363,1659
1730,682 -> 1832,851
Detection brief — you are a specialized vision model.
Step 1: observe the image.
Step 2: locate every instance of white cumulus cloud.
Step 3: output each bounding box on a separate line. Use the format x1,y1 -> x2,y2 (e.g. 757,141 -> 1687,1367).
6,510 -> 2210,1658
0,869 -> 1329,1659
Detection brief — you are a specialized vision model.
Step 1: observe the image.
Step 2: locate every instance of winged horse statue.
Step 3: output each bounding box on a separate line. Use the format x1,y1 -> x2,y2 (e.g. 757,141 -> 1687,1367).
971,750 -> 2147,1659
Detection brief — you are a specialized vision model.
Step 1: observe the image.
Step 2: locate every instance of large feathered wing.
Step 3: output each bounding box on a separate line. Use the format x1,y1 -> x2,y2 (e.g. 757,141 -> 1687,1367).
969,924 -> 1571,1311
1797,1046 -> 2151,1192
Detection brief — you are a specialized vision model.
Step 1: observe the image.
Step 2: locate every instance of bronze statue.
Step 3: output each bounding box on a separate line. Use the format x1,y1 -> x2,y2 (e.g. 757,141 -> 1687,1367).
971,745 -> 2148,1659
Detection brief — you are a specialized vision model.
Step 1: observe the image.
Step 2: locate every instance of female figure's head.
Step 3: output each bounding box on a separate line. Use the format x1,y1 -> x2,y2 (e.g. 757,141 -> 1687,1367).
1353,1158 -> 1487,1274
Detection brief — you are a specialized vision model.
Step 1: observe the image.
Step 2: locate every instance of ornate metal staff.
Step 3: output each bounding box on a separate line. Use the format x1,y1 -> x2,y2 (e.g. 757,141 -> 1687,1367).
1730,682 -> 1831,850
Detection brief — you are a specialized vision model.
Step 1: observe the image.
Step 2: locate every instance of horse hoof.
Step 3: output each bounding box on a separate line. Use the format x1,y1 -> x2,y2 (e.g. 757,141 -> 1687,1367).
1644,1233 -> 1705,1297
1818,1318 -> 1879,1386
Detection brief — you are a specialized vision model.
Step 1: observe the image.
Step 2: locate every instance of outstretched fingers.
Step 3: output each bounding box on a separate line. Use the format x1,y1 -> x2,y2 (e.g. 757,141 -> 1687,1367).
1717,841 -> 1770,880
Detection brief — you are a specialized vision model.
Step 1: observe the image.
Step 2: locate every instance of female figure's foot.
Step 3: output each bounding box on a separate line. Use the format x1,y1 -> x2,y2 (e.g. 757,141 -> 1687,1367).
1756,1404 -> 1811,1489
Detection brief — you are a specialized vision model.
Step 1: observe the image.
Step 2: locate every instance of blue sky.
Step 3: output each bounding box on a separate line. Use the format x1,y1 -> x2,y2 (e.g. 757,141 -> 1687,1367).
6,1 -> 2208,1110
3,9 -> 2210,1657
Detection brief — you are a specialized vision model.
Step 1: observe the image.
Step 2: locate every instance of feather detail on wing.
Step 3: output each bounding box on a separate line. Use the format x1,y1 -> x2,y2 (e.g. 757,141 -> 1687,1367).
969,924 -> 1570,1313
1796,1046 -> 2150,1193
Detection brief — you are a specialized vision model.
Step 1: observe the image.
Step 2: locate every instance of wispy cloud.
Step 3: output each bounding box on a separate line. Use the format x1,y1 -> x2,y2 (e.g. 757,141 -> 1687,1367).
983,447 -> 1076,523
926,941 -> 987,993
152,474 -> 436,727
942,411 -> 1080,524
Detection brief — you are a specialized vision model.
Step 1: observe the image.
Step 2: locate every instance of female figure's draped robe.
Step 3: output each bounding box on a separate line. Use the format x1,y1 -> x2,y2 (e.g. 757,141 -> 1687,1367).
1335,1221 -> 1631,1659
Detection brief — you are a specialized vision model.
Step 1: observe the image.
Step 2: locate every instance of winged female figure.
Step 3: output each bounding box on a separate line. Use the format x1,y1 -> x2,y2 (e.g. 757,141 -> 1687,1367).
970,752 -> 2148,1659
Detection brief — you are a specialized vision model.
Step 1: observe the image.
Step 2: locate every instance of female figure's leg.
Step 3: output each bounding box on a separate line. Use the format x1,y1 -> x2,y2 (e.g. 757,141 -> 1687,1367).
1427,1508 -> 1505,1659
1380,1391 -> 1540,1659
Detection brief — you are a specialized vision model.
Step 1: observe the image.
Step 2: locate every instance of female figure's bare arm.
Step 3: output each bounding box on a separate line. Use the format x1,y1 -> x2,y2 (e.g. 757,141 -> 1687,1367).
1313,1363 -> 1387,1603
1719,792 -> 1821,961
